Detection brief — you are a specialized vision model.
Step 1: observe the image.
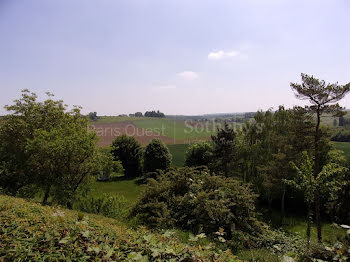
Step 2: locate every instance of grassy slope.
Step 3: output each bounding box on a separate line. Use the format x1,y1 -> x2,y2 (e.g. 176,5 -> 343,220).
0,195 -> 240,261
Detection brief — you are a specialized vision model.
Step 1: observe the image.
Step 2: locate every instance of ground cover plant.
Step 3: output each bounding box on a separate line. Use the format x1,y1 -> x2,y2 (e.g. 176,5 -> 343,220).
0,195 -> 242,261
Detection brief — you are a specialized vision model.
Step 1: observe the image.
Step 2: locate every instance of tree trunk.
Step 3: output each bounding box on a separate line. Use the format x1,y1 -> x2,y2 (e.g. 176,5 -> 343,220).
281,184 -> 286,225
315,189 -> 322,243
306,202 -> 312,250
314,108 -> 322,243
42,184 -> 51,205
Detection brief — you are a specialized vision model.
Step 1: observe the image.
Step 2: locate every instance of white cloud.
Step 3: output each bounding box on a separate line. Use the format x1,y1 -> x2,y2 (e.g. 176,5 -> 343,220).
177,71 -> 199,80
157,84 -> 177,89
208,50 -> 241,60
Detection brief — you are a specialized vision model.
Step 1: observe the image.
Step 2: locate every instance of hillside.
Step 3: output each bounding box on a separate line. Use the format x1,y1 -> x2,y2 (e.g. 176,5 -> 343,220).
0,195 -> 240,261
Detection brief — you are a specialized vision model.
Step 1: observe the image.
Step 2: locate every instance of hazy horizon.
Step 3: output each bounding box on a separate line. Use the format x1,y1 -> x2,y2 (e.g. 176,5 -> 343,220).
1,0 -> 350,115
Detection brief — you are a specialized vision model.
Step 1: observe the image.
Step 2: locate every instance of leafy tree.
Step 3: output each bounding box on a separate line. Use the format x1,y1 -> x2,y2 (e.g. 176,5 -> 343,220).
135,112 -> 143,117
26,121 -> 99,207
0,90 -> 65,195
0,90 -> 100,207
143,139 -> 172,173
144,110 -> 165,118
111,135 -> 142,178
239,106 -> 313,222
291,73 -> 350,242
286,151 -> 347,248
324,150 -> 350,224
88,112 -> 98,121
184,142 -> 213,167
211,122 -> 237,177
96,148 -> 124,181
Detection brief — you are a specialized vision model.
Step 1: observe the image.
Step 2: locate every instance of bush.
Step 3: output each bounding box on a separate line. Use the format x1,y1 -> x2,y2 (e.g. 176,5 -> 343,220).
111,135 -> 142,178
77,193 -> 127,220
185,142 -> 213,167
143,139 -> 172,173
131,167 -> 263,244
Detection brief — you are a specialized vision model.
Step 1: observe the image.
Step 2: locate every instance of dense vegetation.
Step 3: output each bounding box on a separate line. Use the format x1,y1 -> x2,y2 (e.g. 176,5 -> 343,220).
131,167 -> 263,247
111,135 -> 143,178
144,110 -> 165,118
0,195 -> 240,261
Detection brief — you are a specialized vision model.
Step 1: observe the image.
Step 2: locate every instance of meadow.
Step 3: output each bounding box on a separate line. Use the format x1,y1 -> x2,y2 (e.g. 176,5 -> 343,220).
333,141 -> 350,160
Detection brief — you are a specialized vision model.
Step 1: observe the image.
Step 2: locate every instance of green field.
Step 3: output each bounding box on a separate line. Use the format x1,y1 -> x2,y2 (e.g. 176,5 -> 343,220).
168,144 -> 189,167
134,118 -> 216,143
90,178 -> 143,203
93,116 -> 146,124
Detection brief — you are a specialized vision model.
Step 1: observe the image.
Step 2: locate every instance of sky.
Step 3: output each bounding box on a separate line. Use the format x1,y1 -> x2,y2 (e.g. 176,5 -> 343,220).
1,0 -> 350,115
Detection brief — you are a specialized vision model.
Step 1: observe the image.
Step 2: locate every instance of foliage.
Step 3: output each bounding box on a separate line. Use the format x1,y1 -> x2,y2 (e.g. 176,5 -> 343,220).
96,148 -> 124,181
144,110 -> 165,118
0,195 -> 241,261
0,90 -> 100,207
324,150 -> 350,224
88,111 -> 98,121
111,135 -> 143,178
76,193 -> 128,220
291,73 -> 350,242
131,167 -> 263,245
184,142 -> 213,167
26,122 -> 99,207
286,151 -> 348,246
238,106 -> 313,221
143,139 -> 172,173
290,74 -> 350,117
211,122 -> 237,177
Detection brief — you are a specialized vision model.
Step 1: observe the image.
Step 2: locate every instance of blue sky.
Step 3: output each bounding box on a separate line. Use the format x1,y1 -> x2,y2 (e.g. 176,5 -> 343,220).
1,0 -> 349,115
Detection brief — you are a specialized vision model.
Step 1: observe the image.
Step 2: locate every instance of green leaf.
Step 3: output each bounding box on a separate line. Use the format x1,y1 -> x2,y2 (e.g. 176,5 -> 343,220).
59,237 -> 69,244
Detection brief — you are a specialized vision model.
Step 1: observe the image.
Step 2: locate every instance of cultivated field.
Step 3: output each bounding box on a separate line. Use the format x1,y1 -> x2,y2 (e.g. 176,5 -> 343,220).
92,117 -> 226,146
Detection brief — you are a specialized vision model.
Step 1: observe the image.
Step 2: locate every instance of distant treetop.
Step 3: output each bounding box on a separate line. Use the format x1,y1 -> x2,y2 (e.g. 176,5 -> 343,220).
144,110 -> 165,118
88,112 -> 98,121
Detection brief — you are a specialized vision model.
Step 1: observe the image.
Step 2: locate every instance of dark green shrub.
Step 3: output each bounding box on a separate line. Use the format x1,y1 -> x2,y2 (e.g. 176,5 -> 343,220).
143,139 -> 172,173
185,142 -> 213,167
111,135 -> 142,178
131,167 -> 262,242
